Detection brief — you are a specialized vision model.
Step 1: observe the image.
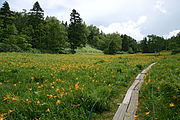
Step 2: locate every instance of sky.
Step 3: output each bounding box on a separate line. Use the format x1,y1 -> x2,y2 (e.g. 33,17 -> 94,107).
1,0 -> 180,41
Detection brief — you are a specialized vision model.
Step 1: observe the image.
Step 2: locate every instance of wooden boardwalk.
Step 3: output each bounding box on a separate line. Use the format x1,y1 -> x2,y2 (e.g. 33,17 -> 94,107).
113,63 -> 156,120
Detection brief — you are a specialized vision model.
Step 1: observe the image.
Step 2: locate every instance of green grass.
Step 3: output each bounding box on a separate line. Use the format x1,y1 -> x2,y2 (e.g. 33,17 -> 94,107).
137,53 -> 180,120
0,52 -> 161,119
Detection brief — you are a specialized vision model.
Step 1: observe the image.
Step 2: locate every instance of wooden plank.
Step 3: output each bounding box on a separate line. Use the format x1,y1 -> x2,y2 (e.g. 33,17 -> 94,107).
129,80 -> 139,90
124,90 -> 139,120
135,73 -> 141,80
112,63 -> 156,120
113,103 -> 128,120
122,89 -> 133,104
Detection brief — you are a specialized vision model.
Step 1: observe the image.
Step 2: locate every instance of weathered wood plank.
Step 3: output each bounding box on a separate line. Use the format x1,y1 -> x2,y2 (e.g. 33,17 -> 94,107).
129,80 -> 139,90
113,63 -> 156,120
122,89 -> 133,104
113,104 -> 128,120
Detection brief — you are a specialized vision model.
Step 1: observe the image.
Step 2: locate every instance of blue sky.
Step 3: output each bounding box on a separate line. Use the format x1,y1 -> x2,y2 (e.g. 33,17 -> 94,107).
1,0 -> 180,41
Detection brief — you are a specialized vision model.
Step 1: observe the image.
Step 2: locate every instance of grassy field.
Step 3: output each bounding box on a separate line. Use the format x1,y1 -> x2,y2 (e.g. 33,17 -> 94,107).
137,53 -> 180,120
0,52 -> 167,120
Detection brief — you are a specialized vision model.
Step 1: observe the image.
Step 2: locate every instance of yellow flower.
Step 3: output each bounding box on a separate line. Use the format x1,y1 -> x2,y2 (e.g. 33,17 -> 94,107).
75,82 -> 80,90
46,108 -> 50,113
48,95 -> 53,99
0,113 -> 7,120
173,96 -> 177,99
12,97 -> 18,102
145,112 -> 150,115
29,88 -> 32,91
13,84 -> 16,87
31,77 -> 34,81
61,91 -> 64,98
37,100 -> 40,105
76,78 -> 78,80
71,104 -> 80,107
8,110 -> 13,114
157,86 -> 160,90
56,100 -> 61,104
169,102 -> 174,107
55,88 -> 60,92
134,115 -> 138,119
136,103 -> 139,107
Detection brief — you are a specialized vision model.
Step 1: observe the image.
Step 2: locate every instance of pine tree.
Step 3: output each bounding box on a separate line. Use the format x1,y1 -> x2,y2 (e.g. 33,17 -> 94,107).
28,1 -> 44,28
0,1 -> 14,27
68,9 -> 88,54
28,1 -> 45,48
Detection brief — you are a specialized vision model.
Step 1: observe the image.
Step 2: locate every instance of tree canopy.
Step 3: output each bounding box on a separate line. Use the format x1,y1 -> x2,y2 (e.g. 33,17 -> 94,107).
0,1 -> 179,54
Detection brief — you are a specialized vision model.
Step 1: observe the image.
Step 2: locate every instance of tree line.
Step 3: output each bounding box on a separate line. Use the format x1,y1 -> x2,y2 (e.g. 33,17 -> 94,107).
0,1 -> 179,54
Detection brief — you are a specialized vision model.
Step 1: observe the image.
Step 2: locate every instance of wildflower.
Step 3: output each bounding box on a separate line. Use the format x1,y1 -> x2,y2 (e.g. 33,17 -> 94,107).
55,88 -> 60,92
104,81 -> 106,83
76,78 -> 78,80
169,102 -> 174,107
48,95 -> 53,99
75,82 -> 80,90
12,97 -> 18,102
3,94 -> 11,102
37,100 -> 40,105
38,86 -> 41,89
31,77 -> 34,81
136,103 -> 139,107
71,104 -> 80,107
144,74 -> 146,79
13,84 -> 16,87
145,112 -> 150,115
134,115 -> 138,119
157,86 -> 160,90
54,96 -> 57,99
173,96 -> 177,99
46,108 -> 50,113
92,80 -> 94,82
61,91 -> 64,98
29,88 -> 32,91
0,113 -> 7,119
108,84 -> 111,87
56,100 -> 61,104
8,110 -> 13,114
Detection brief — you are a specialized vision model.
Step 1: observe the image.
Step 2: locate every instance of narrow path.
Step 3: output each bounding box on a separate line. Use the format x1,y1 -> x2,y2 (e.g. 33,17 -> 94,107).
113,63 -> 156,120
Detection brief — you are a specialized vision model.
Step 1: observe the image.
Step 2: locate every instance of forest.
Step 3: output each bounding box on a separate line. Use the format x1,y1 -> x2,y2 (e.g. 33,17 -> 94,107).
0,1 -> 180,54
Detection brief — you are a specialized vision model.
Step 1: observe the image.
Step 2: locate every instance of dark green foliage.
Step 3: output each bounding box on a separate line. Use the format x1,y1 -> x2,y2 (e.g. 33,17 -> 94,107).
140,35 -> 165,54
45,17 -> 68,53
0,1 -> 14,28
121,34 -> 138,53
104,33 -> 122,54
68,9 -> 88,54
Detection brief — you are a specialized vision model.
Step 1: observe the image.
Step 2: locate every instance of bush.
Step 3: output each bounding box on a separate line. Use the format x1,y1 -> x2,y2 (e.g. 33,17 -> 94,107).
171,48 -> 180,55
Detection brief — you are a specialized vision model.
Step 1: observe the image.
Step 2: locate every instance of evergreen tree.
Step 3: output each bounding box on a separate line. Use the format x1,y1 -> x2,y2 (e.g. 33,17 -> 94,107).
0,1 -> 14,28
68,9 -> 88,54
28,1 -> 45,48
28,1 -> 44,28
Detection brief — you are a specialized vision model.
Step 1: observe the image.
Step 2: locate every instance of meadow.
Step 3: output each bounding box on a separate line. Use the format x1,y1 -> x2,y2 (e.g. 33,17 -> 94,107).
137,53 -> 180,120
0,52 -> 165,120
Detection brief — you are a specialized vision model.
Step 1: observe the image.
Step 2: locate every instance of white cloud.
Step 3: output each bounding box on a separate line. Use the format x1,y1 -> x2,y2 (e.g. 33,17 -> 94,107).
164,30 -> 180,38
154,0 -> 167,14
98,16 -> 147,41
